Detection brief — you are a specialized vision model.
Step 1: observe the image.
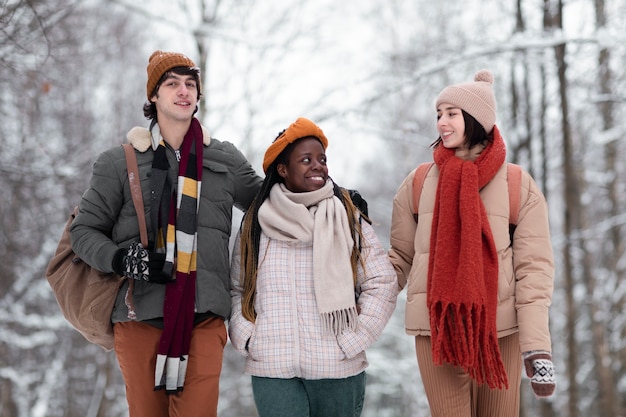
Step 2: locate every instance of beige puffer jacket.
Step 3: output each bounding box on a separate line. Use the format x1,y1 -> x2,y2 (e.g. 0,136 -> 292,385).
389,159 -> 554,354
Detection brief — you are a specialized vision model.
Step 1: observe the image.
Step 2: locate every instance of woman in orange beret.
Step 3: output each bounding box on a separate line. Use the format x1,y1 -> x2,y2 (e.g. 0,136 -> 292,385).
229,117 -> 398,417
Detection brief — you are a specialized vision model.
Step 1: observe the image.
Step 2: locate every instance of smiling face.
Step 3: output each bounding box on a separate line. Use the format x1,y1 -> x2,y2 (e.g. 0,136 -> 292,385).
150,72 -> 198,124
277,137 -> 328,193
436,103 -> 466,149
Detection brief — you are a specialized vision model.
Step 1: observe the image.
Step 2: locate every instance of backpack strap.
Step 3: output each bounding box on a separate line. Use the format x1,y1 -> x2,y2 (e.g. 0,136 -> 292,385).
412,162 -> 522,226
412,162 -> 435,222
507,163 -> 522,247
411,161 -> 522,226
507,163 -> 522,226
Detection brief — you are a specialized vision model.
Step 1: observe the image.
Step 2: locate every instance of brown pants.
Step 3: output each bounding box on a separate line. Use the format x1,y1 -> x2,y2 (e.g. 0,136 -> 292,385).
113,317 -> 227,417
415,333 -> 522,417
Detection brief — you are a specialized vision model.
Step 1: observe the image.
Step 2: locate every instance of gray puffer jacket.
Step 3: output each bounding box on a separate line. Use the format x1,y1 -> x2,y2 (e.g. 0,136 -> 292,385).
70,122 -> 263,323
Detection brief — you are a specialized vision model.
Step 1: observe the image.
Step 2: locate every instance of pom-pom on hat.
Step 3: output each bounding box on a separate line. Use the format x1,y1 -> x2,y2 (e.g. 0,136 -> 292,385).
262,117 -> 329,173
436,69 -> 497,133
146,50 -> 198,100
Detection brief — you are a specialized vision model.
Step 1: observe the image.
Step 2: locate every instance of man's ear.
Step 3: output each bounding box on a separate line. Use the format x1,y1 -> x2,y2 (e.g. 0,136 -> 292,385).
149,88 -> 159,103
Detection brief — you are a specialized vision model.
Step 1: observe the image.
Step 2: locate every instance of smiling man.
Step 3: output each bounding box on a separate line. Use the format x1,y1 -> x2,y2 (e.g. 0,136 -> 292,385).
70,50 -> 263,417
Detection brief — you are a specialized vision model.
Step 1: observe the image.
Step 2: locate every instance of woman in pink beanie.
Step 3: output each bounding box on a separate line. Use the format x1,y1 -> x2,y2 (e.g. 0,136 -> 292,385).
389,70 -> 556,416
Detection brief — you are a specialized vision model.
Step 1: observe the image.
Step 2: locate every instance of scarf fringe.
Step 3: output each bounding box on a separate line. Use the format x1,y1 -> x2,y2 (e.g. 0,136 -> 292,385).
321,306 -> 359,335
430,301 -> 508,390
124,284 -> 137,320
154,353 -> 189,394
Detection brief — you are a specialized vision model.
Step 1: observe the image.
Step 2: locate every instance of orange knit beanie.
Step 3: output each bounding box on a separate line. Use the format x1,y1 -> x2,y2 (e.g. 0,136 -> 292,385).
146,50 -> 198,100
262,117 -> 329,173
436,70 -> 497,134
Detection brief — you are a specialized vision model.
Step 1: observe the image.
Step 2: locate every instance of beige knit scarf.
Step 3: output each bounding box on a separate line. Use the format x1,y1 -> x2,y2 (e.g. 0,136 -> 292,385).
258,180 -> 357,335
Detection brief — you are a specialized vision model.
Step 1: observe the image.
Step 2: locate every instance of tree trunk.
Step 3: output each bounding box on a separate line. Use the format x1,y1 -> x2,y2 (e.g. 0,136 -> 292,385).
550,1 -> 579,416
594,0 -> 623,415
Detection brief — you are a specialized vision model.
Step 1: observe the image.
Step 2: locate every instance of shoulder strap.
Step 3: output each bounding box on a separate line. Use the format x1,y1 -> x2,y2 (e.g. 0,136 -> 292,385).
507,163 -> 522,226
411,162 -> 522,226
122,144 -> 147,319
122,144 -> 148,247
412,162 -> 435,222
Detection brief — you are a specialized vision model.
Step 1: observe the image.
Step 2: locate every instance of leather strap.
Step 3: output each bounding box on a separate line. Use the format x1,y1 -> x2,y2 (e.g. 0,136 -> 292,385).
122,144 -> 148,247
121,143 -> 147,320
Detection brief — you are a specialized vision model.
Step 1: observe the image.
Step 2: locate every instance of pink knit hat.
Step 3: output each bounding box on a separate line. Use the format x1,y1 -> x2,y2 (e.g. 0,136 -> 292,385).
436,70 -> 497,133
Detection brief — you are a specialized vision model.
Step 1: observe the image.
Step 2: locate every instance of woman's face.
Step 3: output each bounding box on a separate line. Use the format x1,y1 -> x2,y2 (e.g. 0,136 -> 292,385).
436,103 -> 466,149
277,137 -> 328,193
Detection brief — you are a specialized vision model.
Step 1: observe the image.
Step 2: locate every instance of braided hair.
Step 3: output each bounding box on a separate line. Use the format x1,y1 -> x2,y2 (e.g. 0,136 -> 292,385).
239,140 -> 367,323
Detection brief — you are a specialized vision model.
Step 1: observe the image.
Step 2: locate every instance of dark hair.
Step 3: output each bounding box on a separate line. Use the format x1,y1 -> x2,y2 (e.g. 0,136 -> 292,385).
143,66 -> 202,121
431,110 -> 490,149
239,138 -> 366,322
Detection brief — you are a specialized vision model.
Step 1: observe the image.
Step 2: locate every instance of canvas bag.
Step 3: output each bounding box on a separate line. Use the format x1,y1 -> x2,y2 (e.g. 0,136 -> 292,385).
45,144 -> 147,351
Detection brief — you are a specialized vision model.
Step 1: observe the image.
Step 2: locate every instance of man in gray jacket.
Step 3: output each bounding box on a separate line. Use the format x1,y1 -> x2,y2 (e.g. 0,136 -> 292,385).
70,50 -> 263,417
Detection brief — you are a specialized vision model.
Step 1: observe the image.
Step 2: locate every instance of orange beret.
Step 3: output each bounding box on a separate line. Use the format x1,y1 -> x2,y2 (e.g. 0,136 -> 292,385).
262,117 -> 329,173
146,50 -> 198,100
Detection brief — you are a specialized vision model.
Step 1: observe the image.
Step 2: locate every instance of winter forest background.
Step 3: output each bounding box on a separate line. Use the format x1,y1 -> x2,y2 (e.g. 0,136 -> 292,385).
1,0 -> 626,416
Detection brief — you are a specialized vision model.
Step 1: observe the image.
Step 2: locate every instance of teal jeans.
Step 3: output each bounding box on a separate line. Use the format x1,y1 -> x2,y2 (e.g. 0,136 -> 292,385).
251,372 -> 366,417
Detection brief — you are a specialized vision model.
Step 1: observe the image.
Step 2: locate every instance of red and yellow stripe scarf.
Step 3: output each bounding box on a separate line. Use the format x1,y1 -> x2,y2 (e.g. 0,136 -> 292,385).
154,118 -> 203,393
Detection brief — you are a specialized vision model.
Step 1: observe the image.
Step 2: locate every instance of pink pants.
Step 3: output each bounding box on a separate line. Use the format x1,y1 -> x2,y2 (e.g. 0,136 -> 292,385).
415,333 -> 522,417
113,317 -> 227,417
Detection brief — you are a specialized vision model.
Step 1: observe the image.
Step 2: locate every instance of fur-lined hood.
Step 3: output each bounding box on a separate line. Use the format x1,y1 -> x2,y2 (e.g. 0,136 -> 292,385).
126,120 -> 211,152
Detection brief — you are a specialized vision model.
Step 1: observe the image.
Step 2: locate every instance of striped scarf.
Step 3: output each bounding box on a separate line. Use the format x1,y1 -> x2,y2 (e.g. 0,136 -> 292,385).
153,118 -> 203,393
428,126 -> 508,389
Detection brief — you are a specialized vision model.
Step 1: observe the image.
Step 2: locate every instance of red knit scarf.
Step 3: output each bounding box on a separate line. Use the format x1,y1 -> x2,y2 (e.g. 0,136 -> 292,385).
428,125 -> 508,389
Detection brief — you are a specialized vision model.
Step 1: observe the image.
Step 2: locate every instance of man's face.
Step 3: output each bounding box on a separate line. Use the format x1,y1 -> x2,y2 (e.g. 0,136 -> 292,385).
150,73 -> 198,123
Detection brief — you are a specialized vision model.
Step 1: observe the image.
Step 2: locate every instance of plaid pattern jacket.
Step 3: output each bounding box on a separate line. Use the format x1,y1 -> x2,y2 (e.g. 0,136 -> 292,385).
229,219 -> 398,380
